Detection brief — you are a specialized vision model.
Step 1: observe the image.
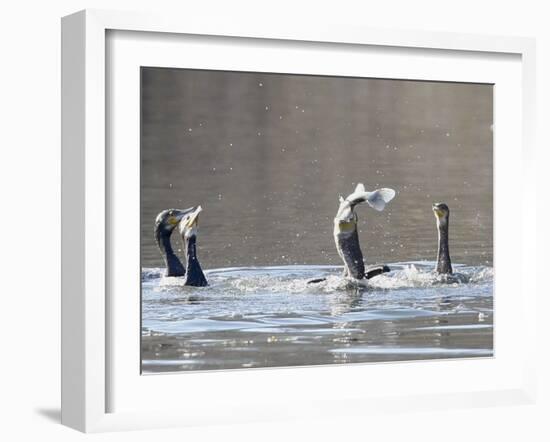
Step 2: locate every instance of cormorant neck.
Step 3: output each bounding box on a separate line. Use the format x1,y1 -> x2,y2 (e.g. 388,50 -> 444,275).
155,228 -> 185,277
334,224 -> 365,279
436,221 -> 452,274
184,235 -> 208,286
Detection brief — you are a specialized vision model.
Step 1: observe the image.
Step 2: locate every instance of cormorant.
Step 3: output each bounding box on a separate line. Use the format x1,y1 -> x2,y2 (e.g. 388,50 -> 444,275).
308,183 -> 396,284
178,205 -> 208,287
333,183 -> 396,280
432,202 -> 452,274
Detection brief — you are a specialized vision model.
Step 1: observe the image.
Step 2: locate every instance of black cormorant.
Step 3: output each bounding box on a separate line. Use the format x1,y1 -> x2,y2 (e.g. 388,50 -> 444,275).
309,183 -> 395,284
178,205 -> 208,287
432,202 -> 452,274
333,183 -> 396,280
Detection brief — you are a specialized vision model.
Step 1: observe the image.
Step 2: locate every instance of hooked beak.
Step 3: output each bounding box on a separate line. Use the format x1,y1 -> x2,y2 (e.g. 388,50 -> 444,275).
180,205 -> 202,231
187,205 -> 202,228
335,199 -> 354,223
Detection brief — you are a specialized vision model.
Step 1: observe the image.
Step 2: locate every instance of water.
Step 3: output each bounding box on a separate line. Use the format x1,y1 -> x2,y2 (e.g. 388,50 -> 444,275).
141,68 -> 492,270
141,262 -> 493,373
140,68 -> 493,373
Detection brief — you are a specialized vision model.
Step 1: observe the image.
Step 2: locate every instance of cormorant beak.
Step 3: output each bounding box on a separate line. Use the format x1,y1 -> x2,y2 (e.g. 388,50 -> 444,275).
335,199 -> 354,223
187,205 -> 202,228
179,205 -> 202,233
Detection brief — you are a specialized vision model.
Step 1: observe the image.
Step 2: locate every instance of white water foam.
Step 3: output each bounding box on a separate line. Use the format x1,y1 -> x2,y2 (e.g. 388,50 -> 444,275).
143,262 -> 493,295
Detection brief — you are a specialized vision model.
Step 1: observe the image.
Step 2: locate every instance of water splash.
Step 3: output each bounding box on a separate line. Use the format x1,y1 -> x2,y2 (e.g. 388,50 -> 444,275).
143,262 -> 493,294
368,263 -> 493,290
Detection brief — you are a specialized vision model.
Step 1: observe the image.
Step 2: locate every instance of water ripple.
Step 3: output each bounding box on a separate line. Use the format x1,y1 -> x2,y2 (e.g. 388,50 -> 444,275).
141,262 -> 493,372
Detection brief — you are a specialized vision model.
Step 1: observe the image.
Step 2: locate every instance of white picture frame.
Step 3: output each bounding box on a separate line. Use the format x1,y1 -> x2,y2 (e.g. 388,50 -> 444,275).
61,9 -> 537,433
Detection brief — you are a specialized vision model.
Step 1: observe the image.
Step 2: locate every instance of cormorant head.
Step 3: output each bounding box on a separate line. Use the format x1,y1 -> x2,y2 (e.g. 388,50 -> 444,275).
178,205 -> 202,240
334,197 -> 358,234
155,207 -> 197,235
432,202 -> 450,226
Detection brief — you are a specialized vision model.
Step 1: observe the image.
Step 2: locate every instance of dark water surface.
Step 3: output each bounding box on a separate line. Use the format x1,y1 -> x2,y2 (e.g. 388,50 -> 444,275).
140,68 -> 493,372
